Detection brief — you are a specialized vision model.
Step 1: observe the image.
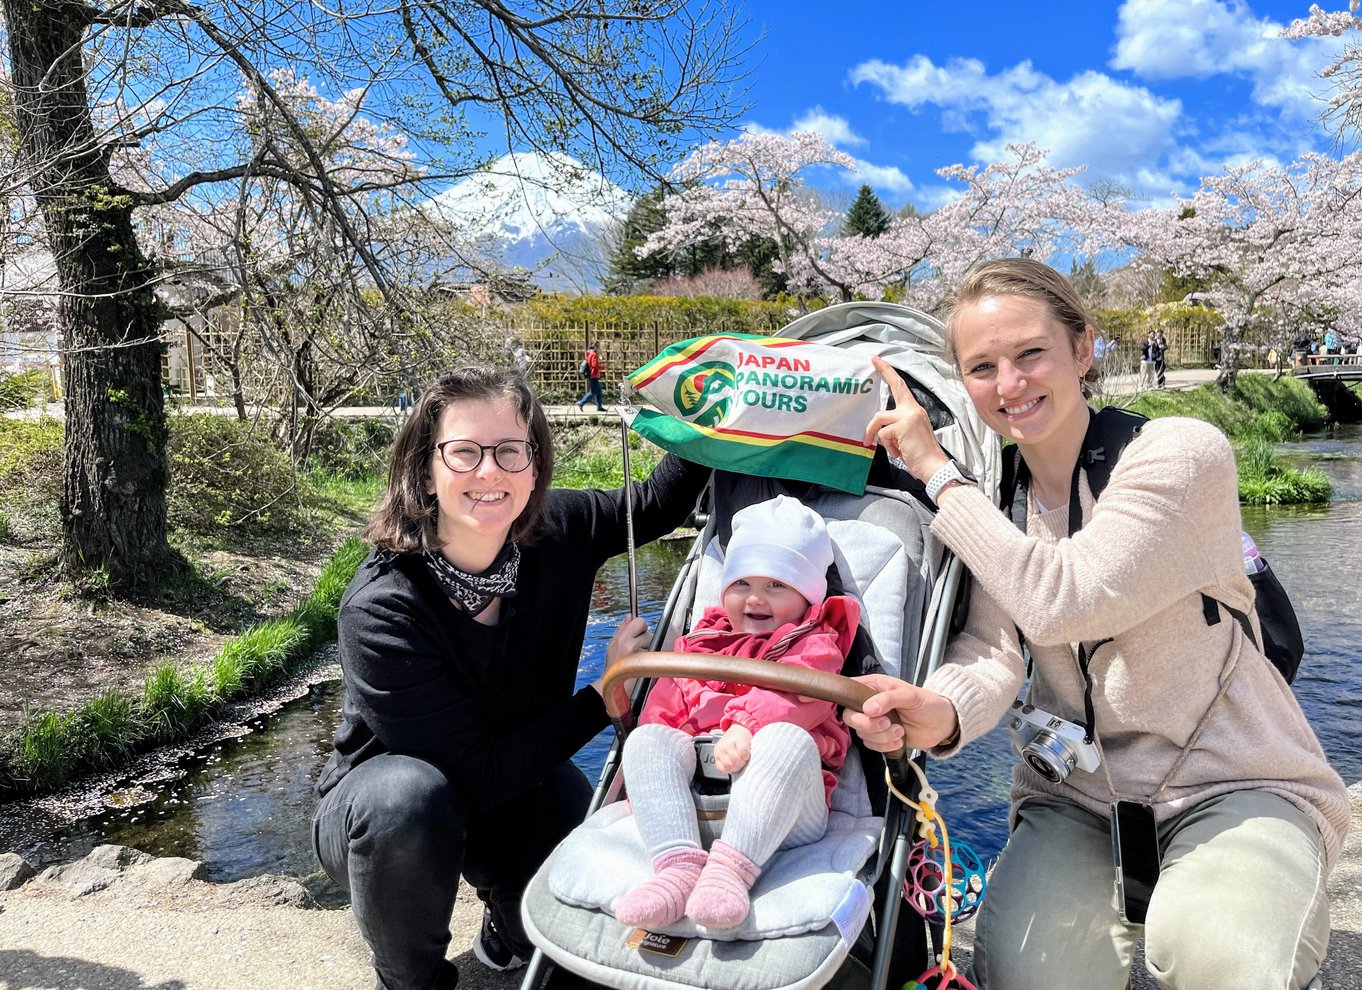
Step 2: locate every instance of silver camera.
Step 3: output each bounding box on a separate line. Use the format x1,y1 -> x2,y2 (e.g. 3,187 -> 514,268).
1007,700 -> 1100,783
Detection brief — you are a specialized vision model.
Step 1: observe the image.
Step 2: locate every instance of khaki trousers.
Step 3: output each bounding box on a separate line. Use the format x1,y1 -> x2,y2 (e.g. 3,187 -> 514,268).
972,789 -> 1330,990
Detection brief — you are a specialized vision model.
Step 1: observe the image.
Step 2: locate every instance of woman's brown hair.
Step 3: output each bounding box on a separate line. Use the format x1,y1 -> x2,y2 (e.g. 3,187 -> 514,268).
943,257 -> 1102,395
363,367 -> 555,553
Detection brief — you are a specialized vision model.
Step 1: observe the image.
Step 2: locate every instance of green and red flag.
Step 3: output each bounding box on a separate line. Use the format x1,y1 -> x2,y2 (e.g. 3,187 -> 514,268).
624,333 -> 881,495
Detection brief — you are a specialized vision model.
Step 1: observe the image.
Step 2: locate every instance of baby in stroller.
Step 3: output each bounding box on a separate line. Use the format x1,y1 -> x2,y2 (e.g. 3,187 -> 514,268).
615,494 -> 861,932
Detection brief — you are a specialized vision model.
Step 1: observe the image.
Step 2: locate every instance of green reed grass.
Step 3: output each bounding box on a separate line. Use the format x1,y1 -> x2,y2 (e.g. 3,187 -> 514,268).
1236,437 -> 1332,505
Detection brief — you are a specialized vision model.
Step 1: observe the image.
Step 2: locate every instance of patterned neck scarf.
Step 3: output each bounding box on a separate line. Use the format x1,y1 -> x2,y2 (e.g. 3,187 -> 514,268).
423,541 -> 520,618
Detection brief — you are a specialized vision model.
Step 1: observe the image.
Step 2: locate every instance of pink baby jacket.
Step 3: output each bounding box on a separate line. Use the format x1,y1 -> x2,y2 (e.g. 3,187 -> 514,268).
639,596 -> 859,802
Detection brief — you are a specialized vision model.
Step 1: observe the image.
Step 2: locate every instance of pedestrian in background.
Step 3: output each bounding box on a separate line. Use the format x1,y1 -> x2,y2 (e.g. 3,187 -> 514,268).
576,341 -> 606,412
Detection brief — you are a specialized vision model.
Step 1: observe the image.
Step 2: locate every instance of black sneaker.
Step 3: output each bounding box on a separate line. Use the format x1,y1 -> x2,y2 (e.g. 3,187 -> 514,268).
473,907 -> 526,972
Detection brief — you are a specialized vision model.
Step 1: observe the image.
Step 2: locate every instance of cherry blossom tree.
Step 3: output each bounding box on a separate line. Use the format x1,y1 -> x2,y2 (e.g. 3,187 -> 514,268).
639,131 -> 860,300
1120,152 -> 1362,387
1284,3 -> 1362,142
0,0 -> 746,587
640,133 -> 1108,308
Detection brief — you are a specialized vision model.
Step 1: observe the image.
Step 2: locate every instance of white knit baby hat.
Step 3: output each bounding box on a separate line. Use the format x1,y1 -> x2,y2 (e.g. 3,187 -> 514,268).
721,495 -> 833,606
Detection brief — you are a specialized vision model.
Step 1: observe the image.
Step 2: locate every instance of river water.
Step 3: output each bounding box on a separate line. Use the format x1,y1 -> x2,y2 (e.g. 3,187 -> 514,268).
4,429 -> 1360,895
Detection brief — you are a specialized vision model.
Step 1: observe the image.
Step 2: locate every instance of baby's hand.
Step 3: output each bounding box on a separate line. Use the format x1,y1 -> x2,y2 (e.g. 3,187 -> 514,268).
713,725 -> 752,774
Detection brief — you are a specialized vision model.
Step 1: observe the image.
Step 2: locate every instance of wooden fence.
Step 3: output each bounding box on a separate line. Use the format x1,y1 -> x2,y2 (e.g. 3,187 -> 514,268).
508,319 -> 787,402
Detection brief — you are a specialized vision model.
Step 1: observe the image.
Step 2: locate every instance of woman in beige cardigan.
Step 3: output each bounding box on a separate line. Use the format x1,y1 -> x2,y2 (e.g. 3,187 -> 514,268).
853,258 -> 1348,990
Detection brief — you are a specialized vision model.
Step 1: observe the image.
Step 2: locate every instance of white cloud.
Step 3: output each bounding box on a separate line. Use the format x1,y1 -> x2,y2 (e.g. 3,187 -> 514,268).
849,159 -> 914,195
792,107 -> 867,147
1111,0 -> 1256,78
1111,0 -> 1347,122
851,55 -> 1184,195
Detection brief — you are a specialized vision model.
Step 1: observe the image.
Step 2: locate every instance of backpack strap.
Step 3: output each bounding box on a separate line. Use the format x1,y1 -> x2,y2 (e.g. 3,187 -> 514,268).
999,443 -> 1028,529
1201,592 -> 1258,649
1079,406 -> 1149,503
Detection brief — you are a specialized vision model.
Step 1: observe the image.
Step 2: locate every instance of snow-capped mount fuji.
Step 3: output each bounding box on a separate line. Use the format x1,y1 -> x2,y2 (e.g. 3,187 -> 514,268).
428,152 -> 633,292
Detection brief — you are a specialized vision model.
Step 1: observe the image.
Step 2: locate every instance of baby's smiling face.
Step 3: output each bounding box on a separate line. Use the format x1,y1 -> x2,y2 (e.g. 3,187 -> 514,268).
722,576 -> 811,633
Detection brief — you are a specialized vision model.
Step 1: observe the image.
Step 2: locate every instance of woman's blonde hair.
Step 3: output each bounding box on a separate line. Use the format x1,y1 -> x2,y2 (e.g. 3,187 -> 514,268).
363,367 -> 555,553
943,257 -> 1101,394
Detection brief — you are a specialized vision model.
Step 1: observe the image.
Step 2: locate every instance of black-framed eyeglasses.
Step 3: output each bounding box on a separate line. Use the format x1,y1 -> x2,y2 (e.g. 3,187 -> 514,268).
433,439 -> 537,474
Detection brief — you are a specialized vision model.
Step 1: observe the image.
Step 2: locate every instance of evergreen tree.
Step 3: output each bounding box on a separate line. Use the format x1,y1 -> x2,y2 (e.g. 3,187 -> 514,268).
843,184 -> 892,238
606,186 -> 673,293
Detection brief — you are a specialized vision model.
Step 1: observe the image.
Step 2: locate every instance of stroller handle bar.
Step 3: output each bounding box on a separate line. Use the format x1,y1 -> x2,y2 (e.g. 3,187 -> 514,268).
603,651 -> 910,763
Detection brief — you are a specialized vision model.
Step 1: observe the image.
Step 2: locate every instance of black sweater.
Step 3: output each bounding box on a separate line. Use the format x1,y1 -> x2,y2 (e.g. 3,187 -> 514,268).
318,454 -> 710,813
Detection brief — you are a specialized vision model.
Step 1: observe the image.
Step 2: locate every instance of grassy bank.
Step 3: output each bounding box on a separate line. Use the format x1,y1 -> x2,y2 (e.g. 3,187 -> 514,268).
0,538 -> 369,797
1100,376 -> 1333,505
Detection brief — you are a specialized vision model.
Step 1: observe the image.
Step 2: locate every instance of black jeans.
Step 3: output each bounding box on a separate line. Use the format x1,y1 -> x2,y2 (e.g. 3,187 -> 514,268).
313,753 -> 592,990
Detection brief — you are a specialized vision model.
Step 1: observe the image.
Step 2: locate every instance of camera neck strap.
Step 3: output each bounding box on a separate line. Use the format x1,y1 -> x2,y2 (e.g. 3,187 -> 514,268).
1011,449 -> 1106,746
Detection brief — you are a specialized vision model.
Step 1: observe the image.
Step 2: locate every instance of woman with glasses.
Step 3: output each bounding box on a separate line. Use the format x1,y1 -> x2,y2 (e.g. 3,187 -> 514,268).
313,367 -> 710,990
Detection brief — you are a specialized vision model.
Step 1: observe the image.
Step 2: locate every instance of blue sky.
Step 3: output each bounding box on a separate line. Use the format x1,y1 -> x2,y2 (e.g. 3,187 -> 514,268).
724,0 -> 1351,209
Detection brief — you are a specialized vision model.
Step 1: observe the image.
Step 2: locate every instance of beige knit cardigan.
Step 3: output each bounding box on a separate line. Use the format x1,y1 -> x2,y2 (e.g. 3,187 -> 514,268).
925,416 -> 1349,870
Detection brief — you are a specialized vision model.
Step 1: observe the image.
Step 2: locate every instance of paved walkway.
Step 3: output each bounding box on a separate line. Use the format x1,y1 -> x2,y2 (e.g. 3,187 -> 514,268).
6,368 -> 1231,425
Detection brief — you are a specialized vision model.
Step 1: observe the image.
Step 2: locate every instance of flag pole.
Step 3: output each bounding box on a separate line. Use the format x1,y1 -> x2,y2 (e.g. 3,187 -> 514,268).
618,380 -> 639,618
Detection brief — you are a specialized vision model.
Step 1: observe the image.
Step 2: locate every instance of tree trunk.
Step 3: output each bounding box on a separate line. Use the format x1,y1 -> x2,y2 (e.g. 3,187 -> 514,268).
1215,322 -> 1241,390
4,0 -> 172,586
232,368 -> 248,421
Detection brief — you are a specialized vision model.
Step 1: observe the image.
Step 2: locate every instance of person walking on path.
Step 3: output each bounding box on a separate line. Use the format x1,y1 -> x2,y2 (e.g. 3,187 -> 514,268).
576,342 -> 606,411
1139,331 -> 1158,390
312,366 -> 709,990
1153,329 -> 1168,388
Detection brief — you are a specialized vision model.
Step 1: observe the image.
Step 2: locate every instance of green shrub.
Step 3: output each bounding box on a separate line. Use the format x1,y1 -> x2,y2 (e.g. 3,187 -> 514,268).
0,418 -> 64,540
0,418 -> 63,491
167,414 -> 311,542
518,294 -> 793,333
1238,468 -> 1332,505
309,419 -> 395,480
0,369 -> 49,410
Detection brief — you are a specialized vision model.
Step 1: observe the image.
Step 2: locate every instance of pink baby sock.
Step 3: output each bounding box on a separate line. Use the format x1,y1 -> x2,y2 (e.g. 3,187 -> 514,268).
685,839 -> 761,929
615,846 -> 707,930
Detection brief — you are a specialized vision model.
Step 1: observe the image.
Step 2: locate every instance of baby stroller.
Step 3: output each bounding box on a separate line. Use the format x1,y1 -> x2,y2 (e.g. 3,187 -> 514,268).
519,302 -> 1000,990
